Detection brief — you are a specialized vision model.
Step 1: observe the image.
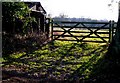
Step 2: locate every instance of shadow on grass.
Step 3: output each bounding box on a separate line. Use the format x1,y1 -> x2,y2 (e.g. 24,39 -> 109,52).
66,44 -> 108,83
86,46 -> 120,83
3,40 -> 117,83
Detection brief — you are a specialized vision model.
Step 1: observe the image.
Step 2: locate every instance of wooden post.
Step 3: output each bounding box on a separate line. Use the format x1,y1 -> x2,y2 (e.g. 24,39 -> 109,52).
45,18 -> 50,38
51,19 -> 53,41
111,20 -> 114,41
109,20 -> 113,43
109,21 -> 111,43
50,19 -> 54,47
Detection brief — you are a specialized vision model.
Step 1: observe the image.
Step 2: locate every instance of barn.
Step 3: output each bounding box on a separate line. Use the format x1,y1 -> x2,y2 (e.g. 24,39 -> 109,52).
25,2 -> 47,33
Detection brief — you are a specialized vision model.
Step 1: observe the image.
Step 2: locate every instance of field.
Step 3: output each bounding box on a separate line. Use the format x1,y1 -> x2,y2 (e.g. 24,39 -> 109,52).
2,41 -> 110,82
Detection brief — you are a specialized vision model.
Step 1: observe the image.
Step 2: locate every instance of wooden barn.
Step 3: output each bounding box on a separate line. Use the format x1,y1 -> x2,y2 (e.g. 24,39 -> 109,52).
25,2 -> 47,33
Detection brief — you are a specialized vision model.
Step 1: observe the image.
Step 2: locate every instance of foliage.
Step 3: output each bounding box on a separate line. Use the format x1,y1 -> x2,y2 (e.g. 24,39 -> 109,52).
2,2 -> 29,23
2,31 -> 47,57
2,2 -> 36,33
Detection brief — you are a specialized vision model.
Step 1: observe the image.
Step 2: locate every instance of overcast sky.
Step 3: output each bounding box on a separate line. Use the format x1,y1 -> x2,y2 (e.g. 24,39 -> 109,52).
23,0 -> 119,21
40,0 -> 119,21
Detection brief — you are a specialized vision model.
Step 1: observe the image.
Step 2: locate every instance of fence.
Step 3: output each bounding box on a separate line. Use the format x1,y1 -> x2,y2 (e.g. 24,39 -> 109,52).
46,19 -> 117,43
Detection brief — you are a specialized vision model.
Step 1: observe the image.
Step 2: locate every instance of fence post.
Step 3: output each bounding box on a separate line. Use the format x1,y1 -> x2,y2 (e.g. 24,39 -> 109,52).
109,21 -> 111,43
51,19 -> 53,41
111,20 -> 114,41
109,20 -> 114,43
45,18 -> 50,39
50,19 -> 54,48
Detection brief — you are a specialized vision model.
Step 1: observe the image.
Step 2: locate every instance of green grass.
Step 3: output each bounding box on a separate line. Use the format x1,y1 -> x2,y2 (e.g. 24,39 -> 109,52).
2,41 -> 108,82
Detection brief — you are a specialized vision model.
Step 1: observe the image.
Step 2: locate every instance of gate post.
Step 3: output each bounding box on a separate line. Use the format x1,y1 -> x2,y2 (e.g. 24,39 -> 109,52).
45,18 -> 50,39
111,20 -> 114,41
50,19 -> 54,48
109,21 -> 111,43
109,20 -> 114,43
51,19 -> 53,41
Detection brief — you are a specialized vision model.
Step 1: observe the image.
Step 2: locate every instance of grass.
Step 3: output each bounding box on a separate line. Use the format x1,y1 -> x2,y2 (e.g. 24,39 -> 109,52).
2,41 -> 109,82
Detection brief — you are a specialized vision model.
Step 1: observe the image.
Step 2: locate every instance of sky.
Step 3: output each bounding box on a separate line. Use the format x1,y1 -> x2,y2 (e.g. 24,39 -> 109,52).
23,0 -> 119,21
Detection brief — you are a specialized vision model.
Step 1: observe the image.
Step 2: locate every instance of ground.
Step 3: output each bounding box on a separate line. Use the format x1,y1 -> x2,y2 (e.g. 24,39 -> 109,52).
2,40 -> 116,83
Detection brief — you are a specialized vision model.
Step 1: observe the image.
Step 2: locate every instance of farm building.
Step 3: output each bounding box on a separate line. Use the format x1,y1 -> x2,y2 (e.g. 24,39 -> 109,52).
25,2 -> 47,33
